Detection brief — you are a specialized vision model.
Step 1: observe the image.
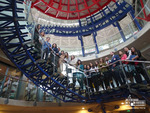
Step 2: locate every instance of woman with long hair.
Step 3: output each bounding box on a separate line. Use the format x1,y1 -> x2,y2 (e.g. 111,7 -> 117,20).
39,31 -> 45,59
131,47 -> 146,61
58,50 -> 65,75
86,65 -> 94,93
51,43 -> 59,72
70,55 -> 77,66
119,50 -> 127,60
95,61 -> 99,72
64,52 -> 70,63
73,60 -> 84,90
98,58 -> 107,90
131,47 -> 150,84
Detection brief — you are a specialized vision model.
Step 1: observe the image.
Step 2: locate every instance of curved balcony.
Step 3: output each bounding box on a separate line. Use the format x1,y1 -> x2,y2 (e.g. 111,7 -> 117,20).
27,0 -> 133,37
0,0 -> 150,108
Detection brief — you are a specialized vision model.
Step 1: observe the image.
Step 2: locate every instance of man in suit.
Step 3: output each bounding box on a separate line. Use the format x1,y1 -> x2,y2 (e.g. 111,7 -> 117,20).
110,52 -> 124,87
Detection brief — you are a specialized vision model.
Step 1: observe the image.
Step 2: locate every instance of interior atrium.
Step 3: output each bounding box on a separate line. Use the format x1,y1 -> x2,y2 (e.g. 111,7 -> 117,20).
0,0 -> 150,113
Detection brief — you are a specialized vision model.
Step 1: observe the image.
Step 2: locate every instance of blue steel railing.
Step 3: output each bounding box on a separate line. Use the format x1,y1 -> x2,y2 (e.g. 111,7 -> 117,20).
1,59 -> 150,105
0,0 -> 87,103
27,0 -> 133,37
0,0 -> 150,105
26,0 -> 150,57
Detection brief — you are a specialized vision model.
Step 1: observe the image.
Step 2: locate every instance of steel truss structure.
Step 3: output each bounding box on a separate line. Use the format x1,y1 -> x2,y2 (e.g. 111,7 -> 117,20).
31,0 -> 116,20
0,0 -> 150,106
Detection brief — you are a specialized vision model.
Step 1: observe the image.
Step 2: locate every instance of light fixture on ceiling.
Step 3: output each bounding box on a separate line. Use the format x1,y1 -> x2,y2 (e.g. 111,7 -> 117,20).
82,107 -> 85,110
121,102 -> 124,105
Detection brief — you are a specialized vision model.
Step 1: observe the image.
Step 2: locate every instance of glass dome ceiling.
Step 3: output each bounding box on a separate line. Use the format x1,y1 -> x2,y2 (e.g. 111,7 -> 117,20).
31,0 -> 115,20
29,0 -> 138,56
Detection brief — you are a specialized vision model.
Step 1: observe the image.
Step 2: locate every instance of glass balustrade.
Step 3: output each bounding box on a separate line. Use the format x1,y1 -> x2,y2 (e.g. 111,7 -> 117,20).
1,0 -> 150,104
1,60 -> 150,102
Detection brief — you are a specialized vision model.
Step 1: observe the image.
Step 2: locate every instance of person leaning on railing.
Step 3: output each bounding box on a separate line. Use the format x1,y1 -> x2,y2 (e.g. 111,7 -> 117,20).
75,60 -> 84,90
64,52 -> 70,63
110,52 -> 125,87
39,31 -> 45,59
98,58 -> 106,90
58,50 -> 65,74
85,65 -> 94,93
130,47 -> 150,84
69,55 -> 77,67
105,57 -> 115,88
98,58 -> 110,90
118,50 -> 133,82
42,37 -> 51,61
124,47 -> 132,60
94,61 -> 99,72
88,62 -> 100,92
51,43 -> 59,72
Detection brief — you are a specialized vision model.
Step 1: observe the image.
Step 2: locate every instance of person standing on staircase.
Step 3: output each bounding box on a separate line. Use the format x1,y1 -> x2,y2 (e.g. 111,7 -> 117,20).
33,24 -> 41,56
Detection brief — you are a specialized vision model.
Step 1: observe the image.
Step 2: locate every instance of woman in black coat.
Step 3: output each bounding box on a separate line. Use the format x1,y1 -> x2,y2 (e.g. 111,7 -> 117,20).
33,24 -> 41,54
131,47 -> 150,84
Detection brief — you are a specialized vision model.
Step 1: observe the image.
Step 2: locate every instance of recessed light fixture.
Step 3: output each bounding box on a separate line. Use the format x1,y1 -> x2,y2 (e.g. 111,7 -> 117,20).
82,107 -> 85,110
121,102 -> 124,105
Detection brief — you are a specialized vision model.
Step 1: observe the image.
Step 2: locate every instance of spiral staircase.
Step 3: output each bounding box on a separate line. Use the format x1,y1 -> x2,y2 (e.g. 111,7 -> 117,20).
28,0 -> 133,36
0,0 -> 150,105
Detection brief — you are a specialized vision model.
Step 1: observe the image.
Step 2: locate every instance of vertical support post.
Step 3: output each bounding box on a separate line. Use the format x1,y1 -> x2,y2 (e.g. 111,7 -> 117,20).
78,19 -> 85,57
142,62 -> 150,82
38,88 -> 44,102
78,19 -> 82,34
93,32 -> 99,54
66,64 -> 69,88
128,24 -> 134,36
78,36 -> 85,57
101,104 -> 106,113
0,67 -> 9,96
114,21 -> 126,42
130,10 -> 142,30
4,75 -> 11,104
120,61 -> 132,93
26,0 -> 32,21
140,0 -> 147,18
90,16 -> 99,54
85,74 -> 90,99
53,53 -> 56,73
33,86 -> 38,106
16,75 -> 27,100
132,106 -> 135,113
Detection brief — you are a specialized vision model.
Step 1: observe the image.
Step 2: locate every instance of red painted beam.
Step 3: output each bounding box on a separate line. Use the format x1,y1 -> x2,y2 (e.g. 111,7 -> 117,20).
140,0 -> 147,18
31,0 -> 41,8
32,0 -> 114,20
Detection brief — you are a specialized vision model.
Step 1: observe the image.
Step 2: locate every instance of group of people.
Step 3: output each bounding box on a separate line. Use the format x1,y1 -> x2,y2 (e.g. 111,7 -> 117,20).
33,24 -> 150,93
33,24 -> 78,72
74,47 -> 150,93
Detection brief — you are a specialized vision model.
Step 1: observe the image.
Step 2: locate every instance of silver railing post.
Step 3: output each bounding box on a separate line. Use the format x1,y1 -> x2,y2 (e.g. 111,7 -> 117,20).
4,75 -> 11,104
119,61 -> 132,93
85,73 -> 90,99
66,64 -> 69,88
145,0 -> 150,13
53,53 -> 56,74
33,86 -> 38,106
128,24 -> 134,37
142,62 -> 150,81
0,67 -> 9,96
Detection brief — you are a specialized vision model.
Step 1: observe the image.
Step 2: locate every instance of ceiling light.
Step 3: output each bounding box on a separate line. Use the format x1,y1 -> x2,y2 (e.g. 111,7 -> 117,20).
82,107 -> 85,110
121,102 -> 124,105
